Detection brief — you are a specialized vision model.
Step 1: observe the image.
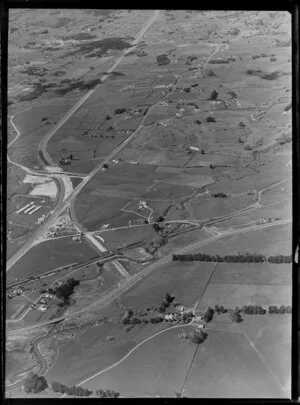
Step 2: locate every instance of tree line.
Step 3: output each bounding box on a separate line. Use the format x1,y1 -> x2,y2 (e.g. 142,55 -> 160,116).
172,252 -> 292,263
214,304 -> 291,315
23,374 -> 120,397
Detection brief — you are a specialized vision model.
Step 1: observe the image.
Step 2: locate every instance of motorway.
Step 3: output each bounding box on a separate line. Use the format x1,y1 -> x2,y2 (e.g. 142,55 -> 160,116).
6,10 -> 160,272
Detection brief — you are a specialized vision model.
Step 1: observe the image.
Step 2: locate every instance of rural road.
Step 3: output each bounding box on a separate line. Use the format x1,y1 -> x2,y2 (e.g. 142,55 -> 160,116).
60,320 -> 194,397
6,10 -> 160,272
6,217 -> 290,336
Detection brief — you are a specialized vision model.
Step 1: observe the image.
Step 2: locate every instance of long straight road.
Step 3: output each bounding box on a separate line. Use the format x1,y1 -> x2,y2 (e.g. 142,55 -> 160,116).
6,10 -> 160,272
7,218 -> 290,336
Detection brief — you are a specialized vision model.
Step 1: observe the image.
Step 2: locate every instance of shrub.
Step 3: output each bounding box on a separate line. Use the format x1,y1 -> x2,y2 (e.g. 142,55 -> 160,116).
208,90 -> 218,101
190,329 -> 208,344
212,192 -> 227,198
164,293 -> 174,304
156,54 -> 171,66
206,116 -> 216,122
207,69 -> 216,77
114,108 -> 126,115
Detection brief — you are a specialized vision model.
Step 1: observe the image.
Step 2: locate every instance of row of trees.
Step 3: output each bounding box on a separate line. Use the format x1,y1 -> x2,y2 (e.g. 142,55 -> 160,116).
51,381 -> 119,397
268,305 -> 292,314
51,382 -> 92,396
214,304 -> 292,315
267,255 -> 292,263
172,253 -> 292,263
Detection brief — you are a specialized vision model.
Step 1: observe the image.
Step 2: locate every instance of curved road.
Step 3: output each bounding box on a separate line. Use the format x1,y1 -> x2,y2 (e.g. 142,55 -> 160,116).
6,10 -> 160,272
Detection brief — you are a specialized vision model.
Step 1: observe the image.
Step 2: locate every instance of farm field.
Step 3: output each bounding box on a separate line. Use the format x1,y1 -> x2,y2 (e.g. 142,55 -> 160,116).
192,222 -> 292,256
184,328 -> 285,398
6,8 -> 292,399
119,261 -> 215,310
95,225 -> 156,249
6,236 -> 97,284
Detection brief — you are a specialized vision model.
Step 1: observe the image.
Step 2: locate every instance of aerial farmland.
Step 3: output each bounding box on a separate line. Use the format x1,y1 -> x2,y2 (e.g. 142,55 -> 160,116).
6,9 -> 292,399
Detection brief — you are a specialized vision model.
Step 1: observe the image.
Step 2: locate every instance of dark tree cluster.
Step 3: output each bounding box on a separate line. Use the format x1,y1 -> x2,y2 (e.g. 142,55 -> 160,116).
114,107 -> 126,115
182,311 -> 194,324
269,305 -> 292,314
156,54 -> 171,66
145,235 -> 167,255
51,382 -> 92,396
53,278 -> 80,301
203,307 -> 214,323
208,90 -> 218,101
24,373 -> 48,394
206,116 -> 216,122
212,192 -> 227,198
158,292 -> 174,313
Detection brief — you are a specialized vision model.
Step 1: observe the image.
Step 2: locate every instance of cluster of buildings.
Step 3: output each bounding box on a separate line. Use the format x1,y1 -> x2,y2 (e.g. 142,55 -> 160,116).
138,200 -> 148,210
33,293 -> 56,312
45,216 -> 71,237
16,201 -> 42,216
7,287 -> 24,299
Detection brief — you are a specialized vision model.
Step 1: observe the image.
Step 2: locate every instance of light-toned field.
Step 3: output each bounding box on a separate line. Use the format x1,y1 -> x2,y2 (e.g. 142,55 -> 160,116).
192,222 -> 291,256
119,261 -> 215,310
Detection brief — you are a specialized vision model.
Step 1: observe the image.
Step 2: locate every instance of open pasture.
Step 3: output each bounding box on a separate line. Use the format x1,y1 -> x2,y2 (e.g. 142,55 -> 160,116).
65,262 -> 126,313
212,201 -> 291,229
143,182 -> 195,201
210,263 -> 291,286
192,222 -> 291,256
200,283 -> 291,309
238,315 -> 291,391
184,329 -> 284,398
82,325 -> 197,397
207,154 -> 291,195
74,195 -> 137,231
118,146 -> 192,167
182,193 -> 256,221
119,261 -> 215,310
44,321 -> 157,386
6,296 -> 31,320
7,236 -> 97,284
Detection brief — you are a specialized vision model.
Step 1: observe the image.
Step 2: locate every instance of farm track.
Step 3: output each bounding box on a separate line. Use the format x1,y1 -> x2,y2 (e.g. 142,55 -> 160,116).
60,320 -> 195,397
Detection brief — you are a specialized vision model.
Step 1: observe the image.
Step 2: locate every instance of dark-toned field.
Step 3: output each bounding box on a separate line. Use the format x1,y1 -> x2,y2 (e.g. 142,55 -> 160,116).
7,237 -> 97,284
